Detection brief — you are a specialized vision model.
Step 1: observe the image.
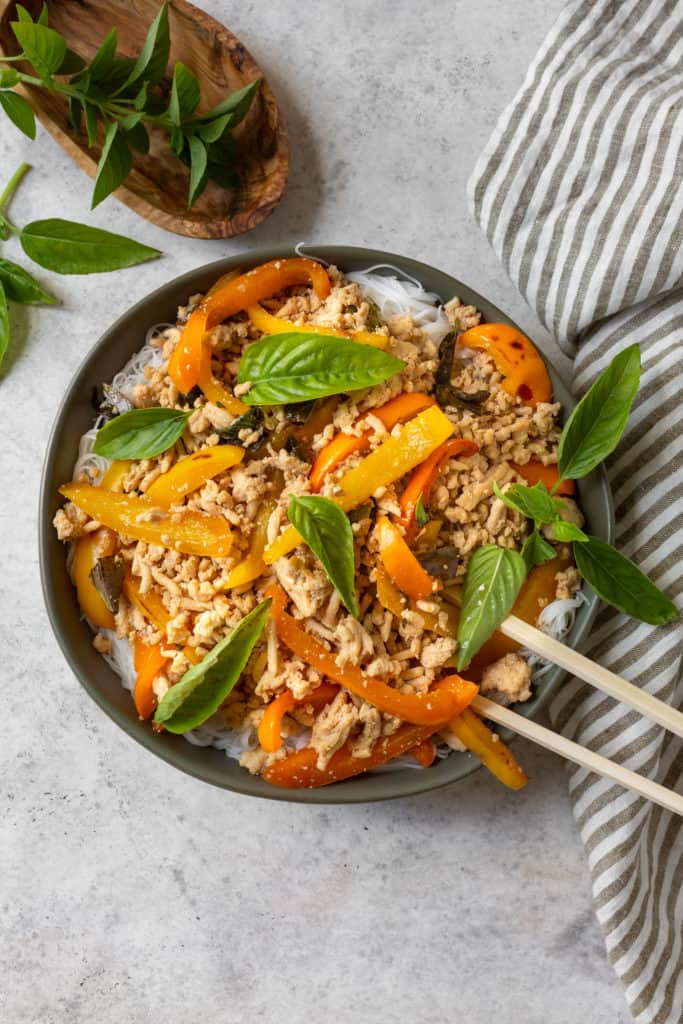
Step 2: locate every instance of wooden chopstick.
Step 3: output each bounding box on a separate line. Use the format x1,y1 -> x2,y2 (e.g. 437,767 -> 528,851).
473,696 -> 683,816
498,614 -> 683,741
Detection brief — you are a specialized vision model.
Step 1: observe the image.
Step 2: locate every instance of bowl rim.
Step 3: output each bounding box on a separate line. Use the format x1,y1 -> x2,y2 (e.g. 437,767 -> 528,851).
39,244 -> 615,804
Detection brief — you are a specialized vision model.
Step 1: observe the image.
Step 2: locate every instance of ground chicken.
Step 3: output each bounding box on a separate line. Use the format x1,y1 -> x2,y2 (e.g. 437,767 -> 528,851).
310,691 -> 360,769
480,653 -> 533,705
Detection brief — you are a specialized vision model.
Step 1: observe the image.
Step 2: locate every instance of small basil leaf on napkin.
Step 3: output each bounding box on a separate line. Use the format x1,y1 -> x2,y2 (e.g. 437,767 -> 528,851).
154,599 -> 271,733
20,219 -> 161,274
558,344 -> 640,480
93,407 -> 190,459
0,281 -> 9,369
288,495 -> 359,617
456,545 -> 527,670
521,528 -> 556,569
0,257 -> 58,305
237,333 -> 405,405
573,536 -> 677,625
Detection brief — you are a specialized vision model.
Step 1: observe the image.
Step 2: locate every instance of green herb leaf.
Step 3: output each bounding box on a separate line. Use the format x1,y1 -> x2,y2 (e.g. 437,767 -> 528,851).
288,495 -> 359,617
521,528 -> 556,569
456,545 -> 527,670
88,27 -> 118,82
558,344 -> 640,480
415,493 -> 429,527
168,62 -> 200,123
91,122 -> 132,208
198,112 -> 233,144
82,101 -> 98,146
0,257 -> 57,305
216,407 -> 265,447
124,121 -> 149,154
57,47 -> 86,74
187,134 -> 208,206
199,78 -> 260,126
573,536 -> 677,626
551,519 -> 589,543
93,407 -> 190,459
238,333 -> 405,406
11,18 -> 66,76
206,160 -> 239,191
37,4 -> 49,25
0,281 -> 9,369
154,599 -> 271,733
21,219 -> 161,273
123,0 -> 169,88
0,90 -> 36,139
493,480 -> 560,525
68,95 -> 82,133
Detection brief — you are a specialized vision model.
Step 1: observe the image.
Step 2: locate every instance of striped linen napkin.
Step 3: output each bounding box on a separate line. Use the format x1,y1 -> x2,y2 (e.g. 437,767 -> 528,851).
467,2 -> 683,1021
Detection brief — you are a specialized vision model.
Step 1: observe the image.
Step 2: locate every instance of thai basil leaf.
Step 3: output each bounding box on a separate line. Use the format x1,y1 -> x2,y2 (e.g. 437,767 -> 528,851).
93,407 -> 190,459
154,599 -> 271,732
551,519 -> 589,543
11,18 -> 66,76
187,135 -> 208,206
168,62 -> 200,123
88,27 -> 118,82
0,258 -> 57,305
123,1 -> 170,88
199,78 -> 261,126
0,282 -> 9,369
574,536 -> 677,626
83,102 -> 98,146
0,91 -> 36,139
493,480 -> 561,526
199,112 -> 233,144
521,528 -> 556,569
91,122 -> 132,208
57,48 -> 86,74
69,95 -> 82,133
238,333 -> 405,405
456,545 -> 527,670
288,495 -> 359,617
20,219 -> 161,273
558,344 -> 640,480
14,5 -> 33,24
125,121 -> 150,155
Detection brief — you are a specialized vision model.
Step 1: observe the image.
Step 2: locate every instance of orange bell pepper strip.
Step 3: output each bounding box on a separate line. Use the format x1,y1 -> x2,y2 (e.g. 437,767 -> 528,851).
145,444 -> 244,507
447,707 -> 528,790
59,483 -> 234,557
133,639 -> 169,721
309,392 -> 435,492
257,682 -> 340,753
168,259 -> 332,394
247,303 -> 388,349
410,737 -> 437,767
265,405 -> 454,563
510,460 -> 575,496
398,437 -> 479,539
72,528 -> 118,629
197,339 -> 248,414
376,515 -> 439,601
123,573 -> 171,632
458,323 -> 552,406
267,583 -> 477,724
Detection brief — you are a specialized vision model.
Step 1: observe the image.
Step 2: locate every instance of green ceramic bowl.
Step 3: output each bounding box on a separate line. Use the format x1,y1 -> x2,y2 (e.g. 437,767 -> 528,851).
39,245 -> 614,803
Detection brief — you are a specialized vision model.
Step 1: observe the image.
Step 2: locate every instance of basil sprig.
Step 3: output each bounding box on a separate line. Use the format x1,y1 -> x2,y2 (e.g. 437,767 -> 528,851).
237,332 -> 405,405
288,495 -> 359,617
456,546 -> 527,670
94,407 -> 190,459
154,600 -> 271,733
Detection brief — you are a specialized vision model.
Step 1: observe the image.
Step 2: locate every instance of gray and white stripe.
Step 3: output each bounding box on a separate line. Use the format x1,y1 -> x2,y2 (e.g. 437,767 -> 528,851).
468,2 -> 682,1021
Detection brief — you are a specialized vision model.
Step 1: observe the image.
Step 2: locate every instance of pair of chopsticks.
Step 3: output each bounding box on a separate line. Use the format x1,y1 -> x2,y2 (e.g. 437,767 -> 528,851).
474,614 -> 683,816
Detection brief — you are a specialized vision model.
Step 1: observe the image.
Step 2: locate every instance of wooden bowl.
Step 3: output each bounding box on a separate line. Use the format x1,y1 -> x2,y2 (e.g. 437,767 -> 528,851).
0,0 -> 289,238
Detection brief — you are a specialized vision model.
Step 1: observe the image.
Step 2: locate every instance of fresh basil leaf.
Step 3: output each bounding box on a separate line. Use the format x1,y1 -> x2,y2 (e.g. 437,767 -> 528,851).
207,160 -> 240,191
0,258 -> 57,305
89,554 -> 124,614
133,81 -> 149,111
456,545 -> 527,670
199,111 -> 233,144
83,102 -> 98,146
96,55 -> 136,94
21,219 -> 161,273
0,90 -> 36,139
559,345 -> 640,480
154,599 -> 271,732
574,536 -> 677,626
238,333 -> 405,406
37,4 -> 49,25
91,122 -> 132,208
125,121 -> 149,154
68,95 -> 82,133
551,519 -> 588,543
119,110 -> 142,131
493,480 -> 560,526
0,282 -> 9,369
187,134 -> 208,206
288,495 -> 359,617
11,19 -> 66,76
57,47 -> 86,74
14,5 -> 33,23
123,0 -> 170,88
168,62 -> 200,123
415,493 -> 429,527
216,407 -> 265,447
0,68 -> 20,88
199,78 -> 261,126
169,125 -> 185,156
88,27 -> 118,82
93,407 -> 190,459
521,528 -> 556,569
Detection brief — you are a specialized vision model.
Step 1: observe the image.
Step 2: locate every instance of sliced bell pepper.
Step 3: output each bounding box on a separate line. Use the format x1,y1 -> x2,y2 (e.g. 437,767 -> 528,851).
59,483 -> 233,557
198,339 -> 248,414
247,303 -> 388,349
72,527 -> 118,629
398,437 -> 479,539
309,392 -> 435,492
377,515 -> 438,601
458,323 -> 552,406
133,639 -> 169,721
223,499 -> 275,589
375,560 -> 405,616
100,460 -> 131,491
410,737 -> 437,767
510,460 -> 575,496
145,444 -> 244,507
257,682 -> 340,753
123,573 -> 171,632
447,707 -> 528,790
267,583 -> 477,724
265,404 -> 454,563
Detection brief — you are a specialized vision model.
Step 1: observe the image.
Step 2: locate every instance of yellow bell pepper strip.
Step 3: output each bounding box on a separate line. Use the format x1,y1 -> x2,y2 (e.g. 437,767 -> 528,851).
267,583 -> 477,724
375,560 -> 406,616
398,437 -> 479,539
247,302 -> 389,349
447,707 -> 528,790
458,323 -> 552,406
145,444 -> 244,507
510,460 -> 575,496
133,639 -> 169,721
257,682 -> 340,753
123,573 -> 171,632
223,499 -> 275,589
169,259 -> 332,394
59,483 -> 233,557
100,459 -> 131,491
377,515 -> 439,601
265,404 -> 454,563
309,392 -> 435,492
410,737 -> 437,767
72,528 -> 118,630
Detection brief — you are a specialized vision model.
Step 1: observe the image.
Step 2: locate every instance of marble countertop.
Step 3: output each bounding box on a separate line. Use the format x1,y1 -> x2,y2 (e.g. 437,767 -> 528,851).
1,2 -> 630,1021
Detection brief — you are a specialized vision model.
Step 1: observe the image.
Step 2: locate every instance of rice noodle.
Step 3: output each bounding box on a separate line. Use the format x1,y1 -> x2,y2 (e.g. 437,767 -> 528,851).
104,329 -> 167,413
346,268 -> 451,345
